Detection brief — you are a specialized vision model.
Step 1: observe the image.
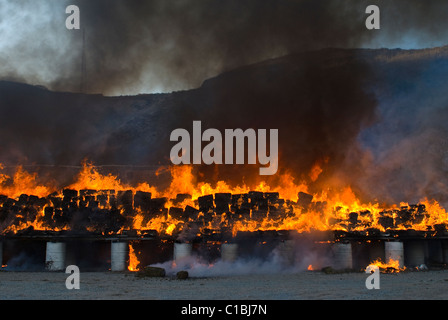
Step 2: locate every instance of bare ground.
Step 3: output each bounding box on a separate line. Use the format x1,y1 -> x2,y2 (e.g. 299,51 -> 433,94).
1,270 -> 448,300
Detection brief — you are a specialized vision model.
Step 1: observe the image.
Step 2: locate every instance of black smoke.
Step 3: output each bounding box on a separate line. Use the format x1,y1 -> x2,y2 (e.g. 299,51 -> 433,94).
72,0 -> 369,94
4,0 -> 448,95
0,0 -> 448,208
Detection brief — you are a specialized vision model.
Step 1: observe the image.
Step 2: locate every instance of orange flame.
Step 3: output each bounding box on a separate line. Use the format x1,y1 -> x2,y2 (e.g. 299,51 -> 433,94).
1,161 -> 448,236
368,258 -> 406,273
128,242 -> 140,271
0,165 -> 50,199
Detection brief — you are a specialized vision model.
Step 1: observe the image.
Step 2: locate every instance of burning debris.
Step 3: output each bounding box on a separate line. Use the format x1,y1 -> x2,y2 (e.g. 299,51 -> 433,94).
1,163 -> 448,239
1,162 -> 447,274
367,258 -> 406,273
0,180 -> 445,239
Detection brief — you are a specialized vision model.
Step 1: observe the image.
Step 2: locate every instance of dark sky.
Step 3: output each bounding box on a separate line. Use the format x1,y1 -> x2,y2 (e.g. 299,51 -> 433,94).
0,0 -> 447,95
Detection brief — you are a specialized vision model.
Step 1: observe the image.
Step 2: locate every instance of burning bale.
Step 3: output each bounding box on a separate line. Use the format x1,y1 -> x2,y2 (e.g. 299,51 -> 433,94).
214,193 -> 231,214
0,184 -> 446,241
231,194 -> 250,218
133,191 -> 151,211
198,195 -> 214,213
297,192 -> 313,210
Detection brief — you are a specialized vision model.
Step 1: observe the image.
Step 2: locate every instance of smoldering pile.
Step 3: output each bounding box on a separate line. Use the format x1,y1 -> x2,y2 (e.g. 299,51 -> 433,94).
0,188 -> 444,239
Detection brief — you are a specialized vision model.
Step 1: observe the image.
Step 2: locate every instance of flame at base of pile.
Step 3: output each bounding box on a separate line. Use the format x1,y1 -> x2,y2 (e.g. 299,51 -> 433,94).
367,259 -> 406,273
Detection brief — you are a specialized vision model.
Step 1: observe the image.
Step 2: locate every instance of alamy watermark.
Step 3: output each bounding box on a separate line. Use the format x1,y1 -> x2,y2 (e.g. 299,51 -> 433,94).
65,5 -> 80,30
65,265 -> 80,290
65,4 -> 380,31
365,265 -> 380,290
170,121 -> 279,175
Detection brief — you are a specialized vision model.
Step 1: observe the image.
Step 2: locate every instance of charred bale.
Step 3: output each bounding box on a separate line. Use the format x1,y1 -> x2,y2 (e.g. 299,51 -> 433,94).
395,207 -> 412,226
248,191 -> 268,211
214,193 -> 231,213
169,207 -> 184,220
265,192 -> 279,202
231,194 -> 250,217
134,191 -> 152,211
348,212 -> 358,225
17,194 -> 29,206
251,209 -> 268,220
297,192 -> 313,210
49,196 -> 62,208
176,270 -> 189,280
184,205 -> 199,220
172,193 -> 192,206
149,197 -> 167,213
0,195 -> 7,204
118,190 -> 134,216
96,194 -> 108,207
108,209 -> 128,233
378,215 -> 394,229
43,206 -> 54,224
138,198 -> 168,225
136,266 -> 166,278
117,190 -> 133,206
109,194 -> 117,209
198,195 -> 214,213
88,200 -> 99,209
63,189 -> 78,201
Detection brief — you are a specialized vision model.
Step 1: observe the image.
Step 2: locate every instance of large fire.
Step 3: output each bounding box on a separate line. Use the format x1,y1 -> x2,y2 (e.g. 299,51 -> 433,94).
0,161 -> 447,237
367,259 -> 406,273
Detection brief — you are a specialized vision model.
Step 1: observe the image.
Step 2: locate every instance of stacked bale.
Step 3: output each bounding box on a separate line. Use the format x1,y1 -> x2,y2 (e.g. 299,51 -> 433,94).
0,187 -> 439,242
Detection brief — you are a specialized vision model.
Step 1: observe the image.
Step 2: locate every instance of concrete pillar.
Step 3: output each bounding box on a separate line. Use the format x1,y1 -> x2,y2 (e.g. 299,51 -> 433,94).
173,242 -> 193,263
221,243 -> 238,262
276,240 -> 296,266
368,241 -> 385,262
404,240 -> 426,268
384,241 -> 404,268
45,242 -> 66,271
111,241 -> 128,271
442,240 -> 448,264
427,240 -> 443,265
331,242 -> 352,270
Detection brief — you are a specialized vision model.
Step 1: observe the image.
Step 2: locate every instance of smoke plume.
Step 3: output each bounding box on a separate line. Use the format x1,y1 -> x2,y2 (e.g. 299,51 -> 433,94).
0,0 -> 448,207
1,0 -> 447,95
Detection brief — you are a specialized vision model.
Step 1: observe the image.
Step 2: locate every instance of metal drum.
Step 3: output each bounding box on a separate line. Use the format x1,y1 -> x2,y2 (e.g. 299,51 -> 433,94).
331,242 -> 352,270
45,242 -> 66,271
384,241 -> 404,268
221,243 -> 238,262
111,241 -> 128,271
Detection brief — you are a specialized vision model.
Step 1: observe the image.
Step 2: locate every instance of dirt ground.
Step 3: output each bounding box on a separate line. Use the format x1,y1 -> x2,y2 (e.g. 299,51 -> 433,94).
1,269 -> 448,300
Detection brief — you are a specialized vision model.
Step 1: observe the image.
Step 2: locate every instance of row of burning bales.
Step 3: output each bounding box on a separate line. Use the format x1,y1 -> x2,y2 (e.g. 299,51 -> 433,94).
2,189 -> 324,236
0,188 -> 443,237
1,189 -> 448,272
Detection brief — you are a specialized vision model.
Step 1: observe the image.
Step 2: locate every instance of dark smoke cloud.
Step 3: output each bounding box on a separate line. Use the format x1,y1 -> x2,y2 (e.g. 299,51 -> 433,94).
184,49 -> 378,188
68,0 -> 371,94
1,0 -> 448,209
1,0 -> 447,95
0,47 -> 378,192
354,48 -> 448,205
